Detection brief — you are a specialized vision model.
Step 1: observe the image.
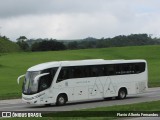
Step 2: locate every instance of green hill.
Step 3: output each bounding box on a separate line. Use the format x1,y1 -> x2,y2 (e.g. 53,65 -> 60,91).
0,45 -> 160,99
0,37 -> 21,53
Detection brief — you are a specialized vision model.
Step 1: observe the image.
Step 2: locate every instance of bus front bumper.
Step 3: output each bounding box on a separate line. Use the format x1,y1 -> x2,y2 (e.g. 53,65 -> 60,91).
22,92 -> 54,105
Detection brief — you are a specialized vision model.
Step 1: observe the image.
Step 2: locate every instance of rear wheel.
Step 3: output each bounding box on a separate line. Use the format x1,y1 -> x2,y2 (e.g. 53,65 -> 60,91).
117,88 -> 127,99
56,94 -> 67,106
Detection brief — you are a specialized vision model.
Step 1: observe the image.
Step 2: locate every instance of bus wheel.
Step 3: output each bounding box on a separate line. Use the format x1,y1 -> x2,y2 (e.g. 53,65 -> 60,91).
117,88 -> 127,99
56,94 -> 67,106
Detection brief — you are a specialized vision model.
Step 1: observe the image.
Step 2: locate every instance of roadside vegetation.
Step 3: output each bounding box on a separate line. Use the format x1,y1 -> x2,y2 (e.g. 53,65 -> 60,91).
17,34 -> 160,52
1,34 -> 160,53
0,36 -> 20,53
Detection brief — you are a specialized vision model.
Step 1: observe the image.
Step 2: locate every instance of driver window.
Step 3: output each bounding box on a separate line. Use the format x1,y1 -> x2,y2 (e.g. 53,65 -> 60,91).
57,67 -> 69,82
38,68 -> 57,92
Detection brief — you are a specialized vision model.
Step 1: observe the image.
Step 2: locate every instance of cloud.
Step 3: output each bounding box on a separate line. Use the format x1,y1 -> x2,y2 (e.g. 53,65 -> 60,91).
0,0 -> 111,18
0,13 -> 117,39
0,0 -> 160,41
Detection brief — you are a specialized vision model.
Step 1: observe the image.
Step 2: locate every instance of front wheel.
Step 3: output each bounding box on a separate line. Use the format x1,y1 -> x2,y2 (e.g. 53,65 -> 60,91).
117,88 -> 127,99
56,94 -> 67,106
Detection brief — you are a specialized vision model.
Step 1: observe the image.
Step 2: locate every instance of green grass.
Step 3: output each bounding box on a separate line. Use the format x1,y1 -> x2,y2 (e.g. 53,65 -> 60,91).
0,45 -> 160,99
86,100 -> 160,111
4,100 -> 160,120
44,100 -> 160,118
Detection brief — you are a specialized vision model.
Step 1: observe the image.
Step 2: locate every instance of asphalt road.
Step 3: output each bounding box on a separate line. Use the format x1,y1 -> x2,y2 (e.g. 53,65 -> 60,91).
0,87 -> 160,112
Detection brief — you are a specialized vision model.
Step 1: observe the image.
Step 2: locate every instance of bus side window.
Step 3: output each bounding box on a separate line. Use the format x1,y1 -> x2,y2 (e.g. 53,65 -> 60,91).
90,66 -> 99,77
134,64 -> 140,73
83,66 -> 90,77
106,65 -> 115,76
128,64 -> 135,74
134,63 -> 145,73
115,64 -> 121,75
57,68 -> 69,82
73,67 -> 83,78
140,63 -> 145,72
98,65 -> 106,76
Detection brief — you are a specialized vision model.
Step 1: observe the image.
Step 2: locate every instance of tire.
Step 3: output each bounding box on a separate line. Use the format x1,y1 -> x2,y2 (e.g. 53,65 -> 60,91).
56,94 -> 67,106
117,88 -> 127,99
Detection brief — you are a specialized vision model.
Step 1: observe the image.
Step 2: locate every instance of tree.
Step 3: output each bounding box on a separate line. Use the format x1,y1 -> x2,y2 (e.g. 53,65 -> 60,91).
16,36 -> 29,51
16,36 -> 27,42
67,41 -> 78,49
31,40 -> 66,51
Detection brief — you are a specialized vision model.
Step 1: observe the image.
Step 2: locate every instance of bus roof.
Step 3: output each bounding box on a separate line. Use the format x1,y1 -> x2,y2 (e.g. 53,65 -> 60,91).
27,59 -> 146,71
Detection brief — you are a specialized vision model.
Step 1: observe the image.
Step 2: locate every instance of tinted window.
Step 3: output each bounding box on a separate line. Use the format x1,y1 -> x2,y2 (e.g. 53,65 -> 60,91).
106,64 -> 115,75
121,64 -> 133,74
98,65 -> 106,76
114,62 -> 145,75
83,66 -> 90,77
90,66 -> 99,77
72,66 -> 84,78
57,67 -> 69,82
134,63 -> 145,73
56,62 -> 146,82
115,64 -> 121,75
39,67 -> 58,92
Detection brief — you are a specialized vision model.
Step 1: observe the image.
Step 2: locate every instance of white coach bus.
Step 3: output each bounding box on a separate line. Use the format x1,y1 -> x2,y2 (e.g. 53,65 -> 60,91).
17,59 -> 148,106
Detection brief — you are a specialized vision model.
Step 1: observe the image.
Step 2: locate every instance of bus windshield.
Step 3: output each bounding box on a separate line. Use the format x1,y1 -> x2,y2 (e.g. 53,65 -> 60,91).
23,71 -> 40,95
23,68 -> 58,95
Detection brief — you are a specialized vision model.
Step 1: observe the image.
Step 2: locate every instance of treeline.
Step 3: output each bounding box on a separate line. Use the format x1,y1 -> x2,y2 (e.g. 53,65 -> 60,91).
31,40 -> 66,51
67,34 -> 160,49
2,33 -> 160,53
16,34 -> 160,52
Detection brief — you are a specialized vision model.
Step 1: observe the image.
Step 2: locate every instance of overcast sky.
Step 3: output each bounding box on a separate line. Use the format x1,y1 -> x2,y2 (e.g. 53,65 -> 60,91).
0,0 -> 160,41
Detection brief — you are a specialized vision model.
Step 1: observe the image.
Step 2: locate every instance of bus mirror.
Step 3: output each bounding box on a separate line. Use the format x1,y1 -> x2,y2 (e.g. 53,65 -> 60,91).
34,73 -> 49,84
17,74 -> 25,84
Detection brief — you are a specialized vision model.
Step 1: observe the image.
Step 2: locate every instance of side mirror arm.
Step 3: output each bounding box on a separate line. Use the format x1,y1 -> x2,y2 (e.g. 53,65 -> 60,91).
34,73 -> 49,84
17,74 -> 25,84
